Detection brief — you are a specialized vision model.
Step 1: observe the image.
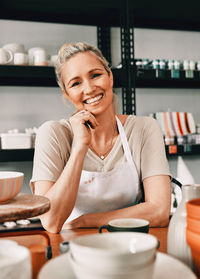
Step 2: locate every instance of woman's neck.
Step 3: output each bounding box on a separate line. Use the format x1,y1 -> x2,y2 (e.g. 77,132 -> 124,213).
89,110 -> 118,159
91,107 -> 117,138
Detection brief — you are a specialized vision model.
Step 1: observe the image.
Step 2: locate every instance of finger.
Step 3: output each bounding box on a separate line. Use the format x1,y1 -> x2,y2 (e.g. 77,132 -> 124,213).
84,111 -> 99,127
72,110 -> 99,129
79,111 -> 99,129
82,116 -> 98,129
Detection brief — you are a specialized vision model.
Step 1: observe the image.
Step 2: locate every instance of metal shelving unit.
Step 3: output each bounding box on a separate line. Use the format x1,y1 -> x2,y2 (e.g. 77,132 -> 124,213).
0,149 -> 34,162
165,144 -> 200,157
1,145 -> 200,162
1,0 -> 200,161
2,66 -> 200,89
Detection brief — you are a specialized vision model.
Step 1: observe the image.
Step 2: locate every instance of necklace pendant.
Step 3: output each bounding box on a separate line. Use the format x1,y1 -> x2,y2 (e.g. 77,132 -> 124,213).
100,155 -> 105,160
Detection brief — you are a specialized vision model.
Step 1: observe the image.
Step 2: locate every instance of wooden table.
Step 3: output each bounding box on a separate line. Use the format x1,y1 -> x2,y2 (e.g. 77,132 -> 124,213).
47,227 -> 168,257
0,226 -> 168,278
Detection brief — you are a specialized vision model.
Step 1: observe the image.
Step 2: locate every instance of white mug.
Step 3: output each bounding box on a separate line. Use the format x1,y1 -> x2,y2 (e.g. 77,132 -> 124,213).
28,47 -> 46,65
33,49 -> 48,66
0,48 -> 13,64
3,43 -> 25,54
50,55 -> 58,66
14,52 -> 28,65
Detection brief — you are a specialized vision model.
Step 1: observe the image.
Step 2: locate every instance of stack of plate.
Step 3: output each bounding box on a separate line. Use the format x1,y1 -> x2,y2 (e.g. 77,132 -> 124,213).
155,112 -> 196,137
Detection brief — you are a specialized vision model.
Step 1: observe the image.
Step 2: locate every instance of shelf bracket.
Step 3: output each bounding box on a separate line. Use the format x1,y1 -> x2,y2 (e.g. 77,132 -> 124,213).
120,0 -> 136,115
97,26 -> 111,66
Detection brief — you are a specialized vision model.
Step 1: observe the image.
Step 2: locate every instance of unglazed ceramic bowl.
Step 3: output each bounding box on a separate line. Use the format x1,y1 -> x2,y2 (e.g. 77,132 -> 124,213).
0,171 -> 24,203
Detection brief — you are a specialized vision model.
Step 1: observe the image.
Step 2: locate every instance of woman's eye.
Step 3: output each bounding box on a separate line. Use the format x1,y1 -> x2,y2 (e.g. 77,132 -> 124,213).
92,73 -> 101,78
71,81 -> 80,87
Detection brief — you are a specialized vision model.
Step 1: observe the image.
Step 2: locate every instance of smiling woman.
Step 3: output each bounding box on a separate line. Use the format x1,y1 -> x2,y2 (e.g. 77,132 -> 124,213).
60,51 -> 113,115
30,42 -> 171,233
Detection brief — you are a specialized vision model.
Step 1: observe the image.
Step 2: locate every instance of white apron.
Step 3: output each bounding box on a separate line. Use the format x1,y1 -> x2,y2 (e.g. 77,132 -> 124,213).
67,116 -> 141,221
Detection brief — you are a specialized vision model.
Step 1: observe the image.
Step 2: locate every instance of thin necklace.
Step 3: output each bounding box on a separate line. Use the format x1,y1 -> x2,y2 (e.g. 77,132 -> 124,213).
89,123 -> 117,160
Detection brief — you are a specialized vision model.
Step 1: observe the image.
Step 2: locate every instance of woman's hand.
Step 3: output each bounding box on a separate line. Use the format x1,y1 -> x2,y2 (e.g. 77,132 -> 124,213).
69,110 -> 99,148
63,213 -> 101,229
64,215 -> 87,229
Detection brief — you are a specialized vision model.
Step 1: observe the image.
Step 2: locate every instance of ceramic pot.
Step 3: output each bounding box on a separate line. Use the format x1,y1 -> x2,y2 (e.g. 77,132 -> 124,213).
186,228 -> 200,277
167,184 -> 200,267
187,216 -> 200,233
186,198 -> 200,219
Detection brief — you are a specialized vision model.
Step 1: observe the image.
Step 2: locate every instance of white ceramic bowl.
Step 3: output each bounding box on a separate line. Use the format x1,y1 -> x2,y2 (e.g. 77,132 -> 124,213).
69,251 -> 156,279
0,240 -> 31,279
70,232 -> 158,271
0,171 -> 24,203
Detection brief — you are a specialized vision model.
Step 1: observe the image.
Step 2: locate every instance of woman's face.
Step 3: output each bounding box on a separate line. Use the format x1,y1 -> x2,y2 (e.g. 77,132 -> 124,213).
61,51 -> 113,115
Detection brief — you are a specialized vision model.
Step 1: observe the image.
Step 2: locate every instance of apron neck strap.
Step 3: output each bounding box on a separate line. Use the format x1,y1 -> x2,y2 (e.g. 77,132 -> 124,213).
115,115 -> 134,165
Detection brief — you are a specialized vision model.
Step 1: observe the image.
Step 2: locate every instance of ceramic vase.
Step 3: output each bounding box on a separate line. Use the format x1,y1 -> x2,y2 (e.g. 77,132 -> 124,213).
167,184 -> 200,267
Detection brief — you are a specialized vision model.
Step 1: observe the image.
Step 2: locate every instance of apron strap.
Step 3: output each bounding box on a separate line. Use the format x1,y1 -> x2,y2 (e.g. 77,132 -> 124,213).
116,115 -> 140,201
115,116 -> 136,169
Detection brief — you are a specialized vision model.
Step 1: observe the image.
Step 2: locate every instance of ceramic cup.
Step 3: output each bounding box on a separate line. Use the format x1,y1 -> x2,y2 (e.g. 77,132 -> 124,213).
69,251 -> 156,279
28,47 -> 47,65
13,52 -> 28,65
3,43 -> 25,54
0,48 -> 13,64
33,49 -> 48,66
99,218 -> 149,233
69,232 -> 158,275
49,54 -> 58,66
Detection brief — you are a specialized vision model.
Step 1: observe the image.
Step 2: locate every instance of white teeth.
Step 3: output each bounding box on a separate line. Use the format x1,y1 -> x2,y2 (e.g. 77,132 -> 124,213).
85,94 -> 103,104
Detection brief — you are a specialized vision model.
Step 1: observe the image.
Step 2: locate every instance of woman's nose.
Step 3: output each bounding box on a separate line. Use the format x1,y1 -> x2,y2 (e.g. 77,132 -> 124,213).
83,80 -> 95,94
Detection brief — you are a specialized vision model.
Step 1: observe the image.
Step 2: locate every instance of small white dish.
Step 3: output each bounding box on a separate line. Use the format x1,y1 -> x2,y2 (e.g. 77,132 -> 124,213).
1,133 -> 32,149
38,251 -> 197,279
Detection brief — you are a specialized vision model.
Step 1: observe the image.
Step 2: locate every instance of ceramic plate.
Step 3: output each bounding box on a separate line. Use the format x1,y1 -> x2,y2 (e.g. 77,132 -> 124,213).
38,252 -> 197,279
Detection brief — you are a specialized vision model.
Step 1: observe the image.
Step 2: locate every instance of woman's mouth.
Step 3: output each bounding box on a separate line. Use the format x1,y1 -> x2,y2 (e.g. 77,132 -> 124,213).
83,94 -> 103,104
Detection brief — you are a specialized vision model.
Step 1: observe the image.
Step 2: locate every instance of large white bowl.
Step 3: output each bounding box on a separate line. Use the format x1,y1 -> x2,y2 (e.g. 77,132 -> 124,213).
0,240 -> 31,279
69,251 -> 156,279
0,171 -> 24,203
70,232 -> 158,271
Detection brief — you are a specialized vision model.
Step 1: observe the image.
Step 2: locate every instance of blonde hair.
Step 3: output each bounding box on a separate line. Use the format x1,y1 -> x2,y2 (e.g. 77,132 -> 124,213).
55,42 -> 110,91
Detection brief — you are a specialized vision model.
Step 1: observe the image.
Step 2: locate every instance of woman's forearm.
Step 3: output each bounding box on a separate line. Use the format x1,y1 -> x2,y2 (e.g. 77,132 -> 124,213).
65,200 -> 170,230
95,201 -> 170,227
38,145 -> 88,233
65,175 -> 171,230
